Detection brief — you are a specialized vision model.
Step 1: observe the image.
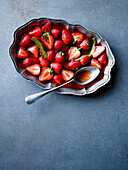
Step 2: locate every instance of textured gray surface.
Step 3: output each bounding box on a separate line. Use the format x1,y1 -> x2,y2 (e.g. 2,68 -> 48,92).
0,0 -> 128,170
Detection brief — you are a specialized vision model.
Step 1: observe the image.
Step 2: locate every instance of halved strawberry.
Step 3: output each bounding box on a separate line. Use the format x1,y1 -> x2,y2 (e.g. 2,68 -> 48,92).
42,22 -> 51,32
54,51 -> 66,63
41,32 -> 54,50
98,53 -> 107,64
51,28 -> 61,39
17,47 -> 29,58
27,45 -> 38,58
62,29 -> 73,45
29,27 -> 42,37
39,57 -> 50,67
53,75 -> 63,85
26,64 -> 41,75
63,60 -> 81,70
90,59 -> 102,70
20,34 -> 31,47
93,46 -> 106,58
80,55 -> 92,65
68,47 -> 81,61
23,57 -> 39,67
79,39 -> 92,50
39,67 -> 53,81
73,33 -> 84,44
50,63 -> 62,74
47,50 -> 55,62
62,69 -> 75,81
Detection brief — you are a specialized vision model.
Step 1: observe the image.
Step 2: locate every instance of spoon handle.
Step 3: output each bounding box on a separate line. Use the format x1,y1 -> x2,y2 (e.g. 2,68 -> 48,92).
25,79 -> 74,104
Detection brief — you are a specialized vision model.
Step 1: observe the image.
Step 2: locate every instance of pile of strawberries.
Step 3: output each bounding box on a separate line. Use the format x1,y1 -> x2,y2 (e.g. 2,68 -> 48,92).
17,21 -> 108,87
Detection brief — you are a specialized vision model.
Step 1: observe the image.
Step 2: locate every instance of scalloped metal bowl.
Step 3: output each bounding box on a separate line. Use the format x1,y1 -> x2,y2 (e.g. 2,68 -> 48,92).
9,18 -> 115,95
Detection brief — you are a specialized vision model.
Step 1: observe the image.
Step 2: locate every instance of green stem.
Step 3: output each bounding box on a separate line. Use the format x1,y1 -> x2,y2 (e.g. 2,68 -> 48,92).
31,37 -> 48,59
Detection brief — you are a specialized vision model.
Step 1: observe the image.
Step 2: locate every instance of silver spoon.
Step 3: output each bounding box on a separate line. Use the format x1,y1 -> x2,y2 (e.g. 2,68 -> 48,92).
25,66 -> 100,105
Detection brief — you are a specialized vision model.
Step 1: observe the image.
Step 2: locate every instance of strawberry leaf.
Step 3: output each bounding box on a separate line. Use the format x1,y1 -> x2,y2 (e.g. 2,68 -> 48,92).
59,51 -> 65,56
49,67 -> 53,74
87,41 -> 92,50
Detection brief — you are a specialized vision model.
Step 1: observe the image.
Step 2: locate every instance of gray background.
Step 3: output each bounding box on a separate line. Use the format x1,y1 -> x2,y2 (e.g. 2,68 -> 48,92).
0,0 -> 128,169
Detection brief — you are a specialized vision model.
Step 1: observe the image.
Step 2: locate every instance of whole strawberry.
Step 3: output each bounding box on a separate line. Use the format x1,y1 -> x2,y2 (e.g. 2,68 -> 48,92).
62,29 -> 73,45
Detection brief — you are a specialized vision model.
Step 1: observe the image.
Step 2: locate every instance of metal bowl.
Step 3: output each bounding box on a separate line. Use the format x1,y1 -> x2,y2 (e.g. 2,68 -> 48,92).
9,18 -> 115,95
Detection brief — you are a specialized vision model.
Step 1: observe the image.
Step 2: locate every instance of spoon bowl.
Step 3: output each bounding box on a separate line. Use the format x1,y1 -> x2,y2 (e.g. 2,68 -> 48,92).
74,66 -> 100,85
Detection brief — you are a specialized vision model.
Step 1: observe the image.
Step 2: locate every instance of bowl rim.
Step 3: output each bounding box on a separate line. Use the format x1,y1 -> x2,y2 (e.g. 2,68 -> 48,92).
9,17 -> 115,95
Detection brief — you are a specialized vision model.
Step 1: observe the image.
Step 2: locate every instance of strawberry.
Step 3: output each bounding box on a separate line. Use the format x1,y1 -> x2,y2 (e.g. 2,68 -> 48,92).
54,40 -> 68,54
79,39 -> 92,50
62,29 -> 73,45
53,75 -> 63,85
39,67 -> 53,81
50,63 -> 62,74
73,33 -> 84,44
29,26 -> 42,37
93,46 -> 106,58
98,53 -> 107,64
63,60 -> 81,70
27,45 -> 38,58
17,47 -> 29,58
90,59 -> 102,70
47,50 -> 55,62
41,31 -> 54,50
42,22 -> 51,32
31,36 -> 41,40
20,34 -> 31,47
26,64 -> 41,75
80,55 -> 92,65
23,57 -> 39,67
68,47 -> 81,61
54,51 -> 66,63
51,28 -> 61,39
39,57 -> 50,67
62,69 -> 75,81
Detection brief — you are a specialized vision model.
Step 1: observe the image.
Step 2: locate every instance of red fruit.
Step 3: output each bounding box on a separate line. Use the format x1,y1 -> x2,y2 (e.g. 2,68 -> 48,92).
53,75 -> 63,85
41,34 -> 54,50
26,64 -> 41,75
47,50 -> 55,62
17,47 -> 29,58
64,60 -> 81,70
80,55 -> 92,65
93,46 -> 106,58
54,40 -> 63,51
51,28 -> 61,39
54,40 -> 68,54
39,57 -> 50,67
50,63 -> 62,74
62,29 -> 73,45
90,59 -> 102,70
29,27 -> 42,37
79,39 -> 92,50
54,52 -> 65,63
68,47 -> 81,61
73,33 -> 84,44
27,45 -> 38,58
98,53 -> 107,64
42,22 -> 51,32
31,36 -> 41,40
20,34 -> 31,47
39,67 -> 53,81
23,57 -> 39,67
62,69 -> 75,81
